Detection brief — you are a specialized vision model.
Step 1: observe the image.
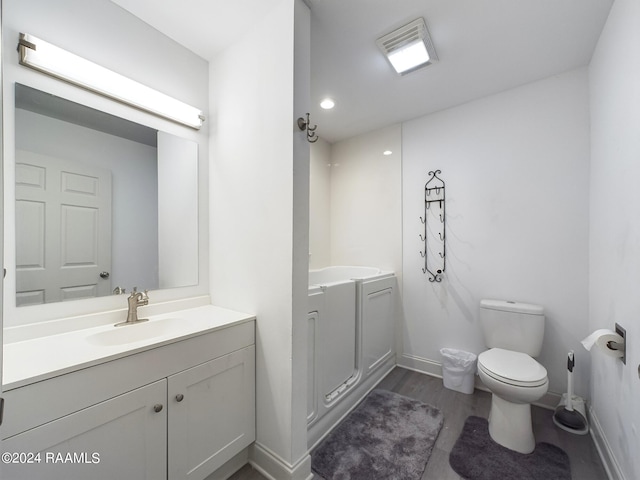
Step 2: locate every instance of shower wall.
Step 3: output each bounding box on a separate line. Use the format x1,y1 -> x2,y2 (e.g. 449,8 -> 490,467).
309,138 -> 331,268
309,124 -> 402,277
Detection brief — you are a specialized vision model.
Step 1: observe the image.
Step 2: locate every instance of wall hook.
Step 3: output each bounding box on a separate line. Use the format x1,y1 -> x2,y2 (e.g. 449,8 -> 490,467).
297,113 -> 318,143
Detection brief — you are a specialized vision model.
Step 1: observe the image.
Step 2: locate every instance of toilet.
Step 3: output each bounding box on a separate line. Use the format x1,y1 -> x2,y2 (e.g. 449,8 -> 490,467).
477,299 -> 549,454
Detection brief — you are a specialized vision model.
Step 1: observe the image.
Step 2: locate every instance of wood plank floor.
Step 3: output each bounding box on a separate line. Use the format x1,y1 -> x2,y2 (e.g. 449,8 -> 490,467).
229,367 -> 609,480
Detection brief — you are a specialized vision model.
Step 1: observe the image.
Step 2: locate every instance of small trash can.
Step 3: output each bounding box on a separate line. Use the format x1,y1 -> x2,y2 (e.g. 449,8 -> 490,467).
440,348 -> 477,394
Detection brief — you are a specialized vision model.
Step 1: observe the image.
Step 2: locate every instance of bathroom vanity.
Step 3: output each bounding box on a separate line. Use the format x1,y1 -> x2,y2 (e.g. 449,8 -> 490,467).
1,305 -> 256,480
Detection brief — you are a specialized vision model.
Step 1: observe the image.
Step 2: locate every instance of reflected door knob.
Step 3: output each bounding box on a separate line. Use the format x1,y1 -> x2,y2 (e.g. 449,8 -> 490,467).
100,271 -> 110,279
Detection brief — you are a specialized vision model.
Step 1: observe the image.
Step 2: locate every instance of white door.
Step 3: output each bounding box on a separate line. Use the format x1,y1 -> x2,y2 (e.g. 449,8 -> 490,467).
15,150 -> 112,305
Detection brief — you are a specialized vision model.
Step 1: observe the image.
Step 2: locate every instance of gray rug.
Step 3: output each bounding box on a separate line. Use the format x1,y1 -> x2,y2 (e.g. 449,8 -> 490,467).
311,389 -> 444,480
449,416 -> 571,480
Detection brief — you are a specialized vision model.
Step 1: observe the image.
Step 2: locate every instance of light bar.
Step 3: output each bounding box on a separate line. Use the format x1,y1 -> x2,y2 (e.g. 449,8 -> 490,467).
18,33 -> 205,129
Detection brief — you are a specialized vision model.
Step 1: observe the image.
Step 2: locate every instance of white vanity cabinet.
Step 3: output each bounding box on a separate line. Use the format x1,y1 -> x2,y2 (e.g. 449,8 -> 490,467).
2,380 -> 168,480
168,346 -> 255,479
1,316 -> 255,480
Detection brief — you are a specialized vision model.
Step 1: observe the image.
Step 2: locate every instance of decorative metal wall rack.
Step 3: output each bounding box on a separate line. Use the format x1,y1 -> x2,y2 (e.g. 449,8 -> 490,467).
420,170 -> 445,282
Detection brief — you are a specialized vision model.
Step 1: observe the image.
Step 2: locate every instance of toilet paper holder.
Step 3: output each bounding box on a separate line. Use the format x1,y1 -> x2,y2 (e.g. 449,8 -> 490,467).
607,323 -> 626,365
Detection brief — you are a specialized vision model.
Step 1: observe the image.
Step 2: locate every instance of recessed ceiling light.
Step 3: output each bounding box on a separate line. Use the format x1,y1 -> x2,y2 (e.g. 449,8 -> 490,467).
383,150 -> 393,156
320,98 -> 335,109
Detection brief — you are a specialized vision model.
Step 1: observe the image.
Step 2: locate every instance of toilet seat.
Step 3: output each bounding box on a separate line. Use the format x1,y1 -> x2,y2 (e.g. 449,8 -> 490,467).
478,348 -> 547,388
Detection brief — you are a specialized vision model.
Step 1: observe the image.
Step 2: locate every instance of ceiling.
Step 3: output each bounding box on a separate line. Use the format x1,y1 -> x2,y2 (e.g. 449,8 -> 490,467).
110,0 -> 613,143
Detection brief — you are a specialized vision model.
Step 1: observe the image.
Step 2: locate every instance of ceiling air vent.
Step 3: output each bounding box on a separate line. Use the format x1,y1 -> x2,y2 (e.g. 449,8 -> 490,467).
376,18 -> 438,75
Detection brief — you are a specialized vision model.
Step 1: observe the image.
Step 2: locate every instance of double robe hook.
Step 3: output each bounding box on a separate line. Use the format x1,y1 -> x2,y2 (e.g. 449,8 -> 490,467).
297,113 -> 318,143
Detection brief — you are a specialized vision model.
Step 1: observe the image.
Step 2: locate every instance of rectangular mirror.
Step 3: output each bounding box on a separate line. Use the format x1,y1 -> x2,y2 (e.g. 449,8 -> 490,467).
14,83 -> 198,306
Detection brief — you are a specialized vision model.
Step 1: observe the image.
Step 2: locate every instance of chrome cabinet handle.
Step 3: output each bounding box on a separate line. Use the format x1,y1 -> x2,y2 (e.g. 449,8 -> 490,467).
100,271 -> 110,279
175,394 -> 184,402
153,404 -> 163,413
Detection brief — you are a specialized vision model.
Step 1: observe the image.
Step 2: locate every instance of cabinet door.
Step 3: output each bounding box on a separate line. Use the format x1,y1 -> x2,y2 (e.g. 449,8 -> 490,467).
2,380 -> 166,480
168,346 -> 255,480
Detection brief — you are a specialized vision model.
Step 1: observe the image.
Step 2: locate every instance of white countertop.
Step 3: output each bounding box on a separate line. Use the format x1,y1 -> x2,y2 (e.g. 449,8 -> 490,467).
3,304 -> 255,390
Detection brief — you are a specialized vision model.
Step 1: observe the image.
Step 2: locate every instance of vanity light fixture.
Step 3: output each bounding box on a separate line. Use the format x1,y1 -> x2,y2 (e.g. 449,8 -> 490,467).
376,18 -> 438,75
18,33 -> 205,129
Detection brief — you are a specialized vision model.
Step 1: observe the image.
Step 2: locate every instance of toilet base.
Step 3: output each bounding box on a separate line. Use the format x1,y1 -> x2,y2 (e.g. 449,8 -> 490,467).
488,394 -> 535,454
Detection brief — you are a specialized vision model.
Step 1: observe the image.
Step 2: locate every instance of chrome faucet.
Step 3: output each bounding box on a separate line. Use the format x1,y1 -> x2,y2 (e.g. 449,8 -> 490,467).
115,287 -> 149,327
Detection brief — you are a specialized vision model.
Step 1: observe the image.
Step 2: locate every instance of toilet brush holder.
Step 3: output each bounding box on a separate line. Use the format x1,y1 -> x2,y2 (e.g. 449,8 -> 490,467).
553,351 -> 589,435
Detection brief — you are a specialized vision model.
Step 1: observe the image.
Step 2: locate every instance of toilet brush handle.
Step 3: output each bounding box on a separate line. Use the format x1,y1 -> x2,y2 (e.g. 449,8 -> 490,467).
567,351 -> 575,372
566,351 -> 575,411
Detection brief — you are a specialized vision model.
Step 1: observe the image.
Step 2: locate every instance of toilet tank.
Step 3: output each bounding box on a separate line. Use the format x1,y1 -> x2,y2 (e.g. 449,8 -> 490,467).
480,299 -> 545,357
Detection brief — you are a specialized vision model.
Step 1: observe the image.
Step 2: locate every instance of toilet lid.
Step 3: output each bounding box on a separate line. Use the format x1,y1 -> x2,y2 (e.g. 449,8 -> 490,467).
478,348 -> 548,387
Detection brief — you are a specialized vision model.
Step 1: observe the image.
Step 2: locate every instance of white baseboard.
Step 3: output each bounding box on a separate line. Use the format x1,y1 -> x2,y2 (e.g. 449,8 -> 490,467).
249,443 -> 313,480
588,406 -> 626,480
398,353 -> 442,377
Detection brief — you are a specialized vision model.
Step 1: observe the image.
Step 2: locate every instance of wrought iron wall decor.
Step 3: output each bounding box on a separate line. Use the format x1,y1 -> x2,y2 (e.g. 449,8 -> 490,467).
420,170 -> 445,282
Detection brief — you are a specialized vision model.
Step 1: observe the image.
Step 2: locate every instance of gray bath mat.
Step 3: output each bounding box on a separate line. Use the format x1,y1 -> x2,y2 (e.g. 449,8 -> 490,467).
449,416 -> 571,480
311,389 -> 444,480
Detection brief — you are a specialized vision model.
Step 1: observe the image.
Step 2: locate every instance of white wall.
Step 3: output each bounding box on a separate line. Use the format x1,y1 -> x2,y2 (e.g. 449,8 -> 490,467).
400,68 -> 591,398
3,0 -> 210,323
589,0 -> 640,478
209,0 -> 311,476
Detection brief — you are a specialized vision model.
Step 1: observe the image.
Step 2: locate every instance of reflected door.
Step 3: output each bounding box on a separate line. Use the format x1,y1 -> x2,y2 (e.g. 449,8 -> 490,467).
15,150 -> 112,306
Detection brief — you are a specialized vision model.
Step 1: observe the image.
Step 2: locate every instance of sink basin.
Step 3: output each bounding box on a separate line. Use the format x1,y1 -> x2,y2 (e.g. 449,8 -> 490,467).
86,317 -> 184,347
